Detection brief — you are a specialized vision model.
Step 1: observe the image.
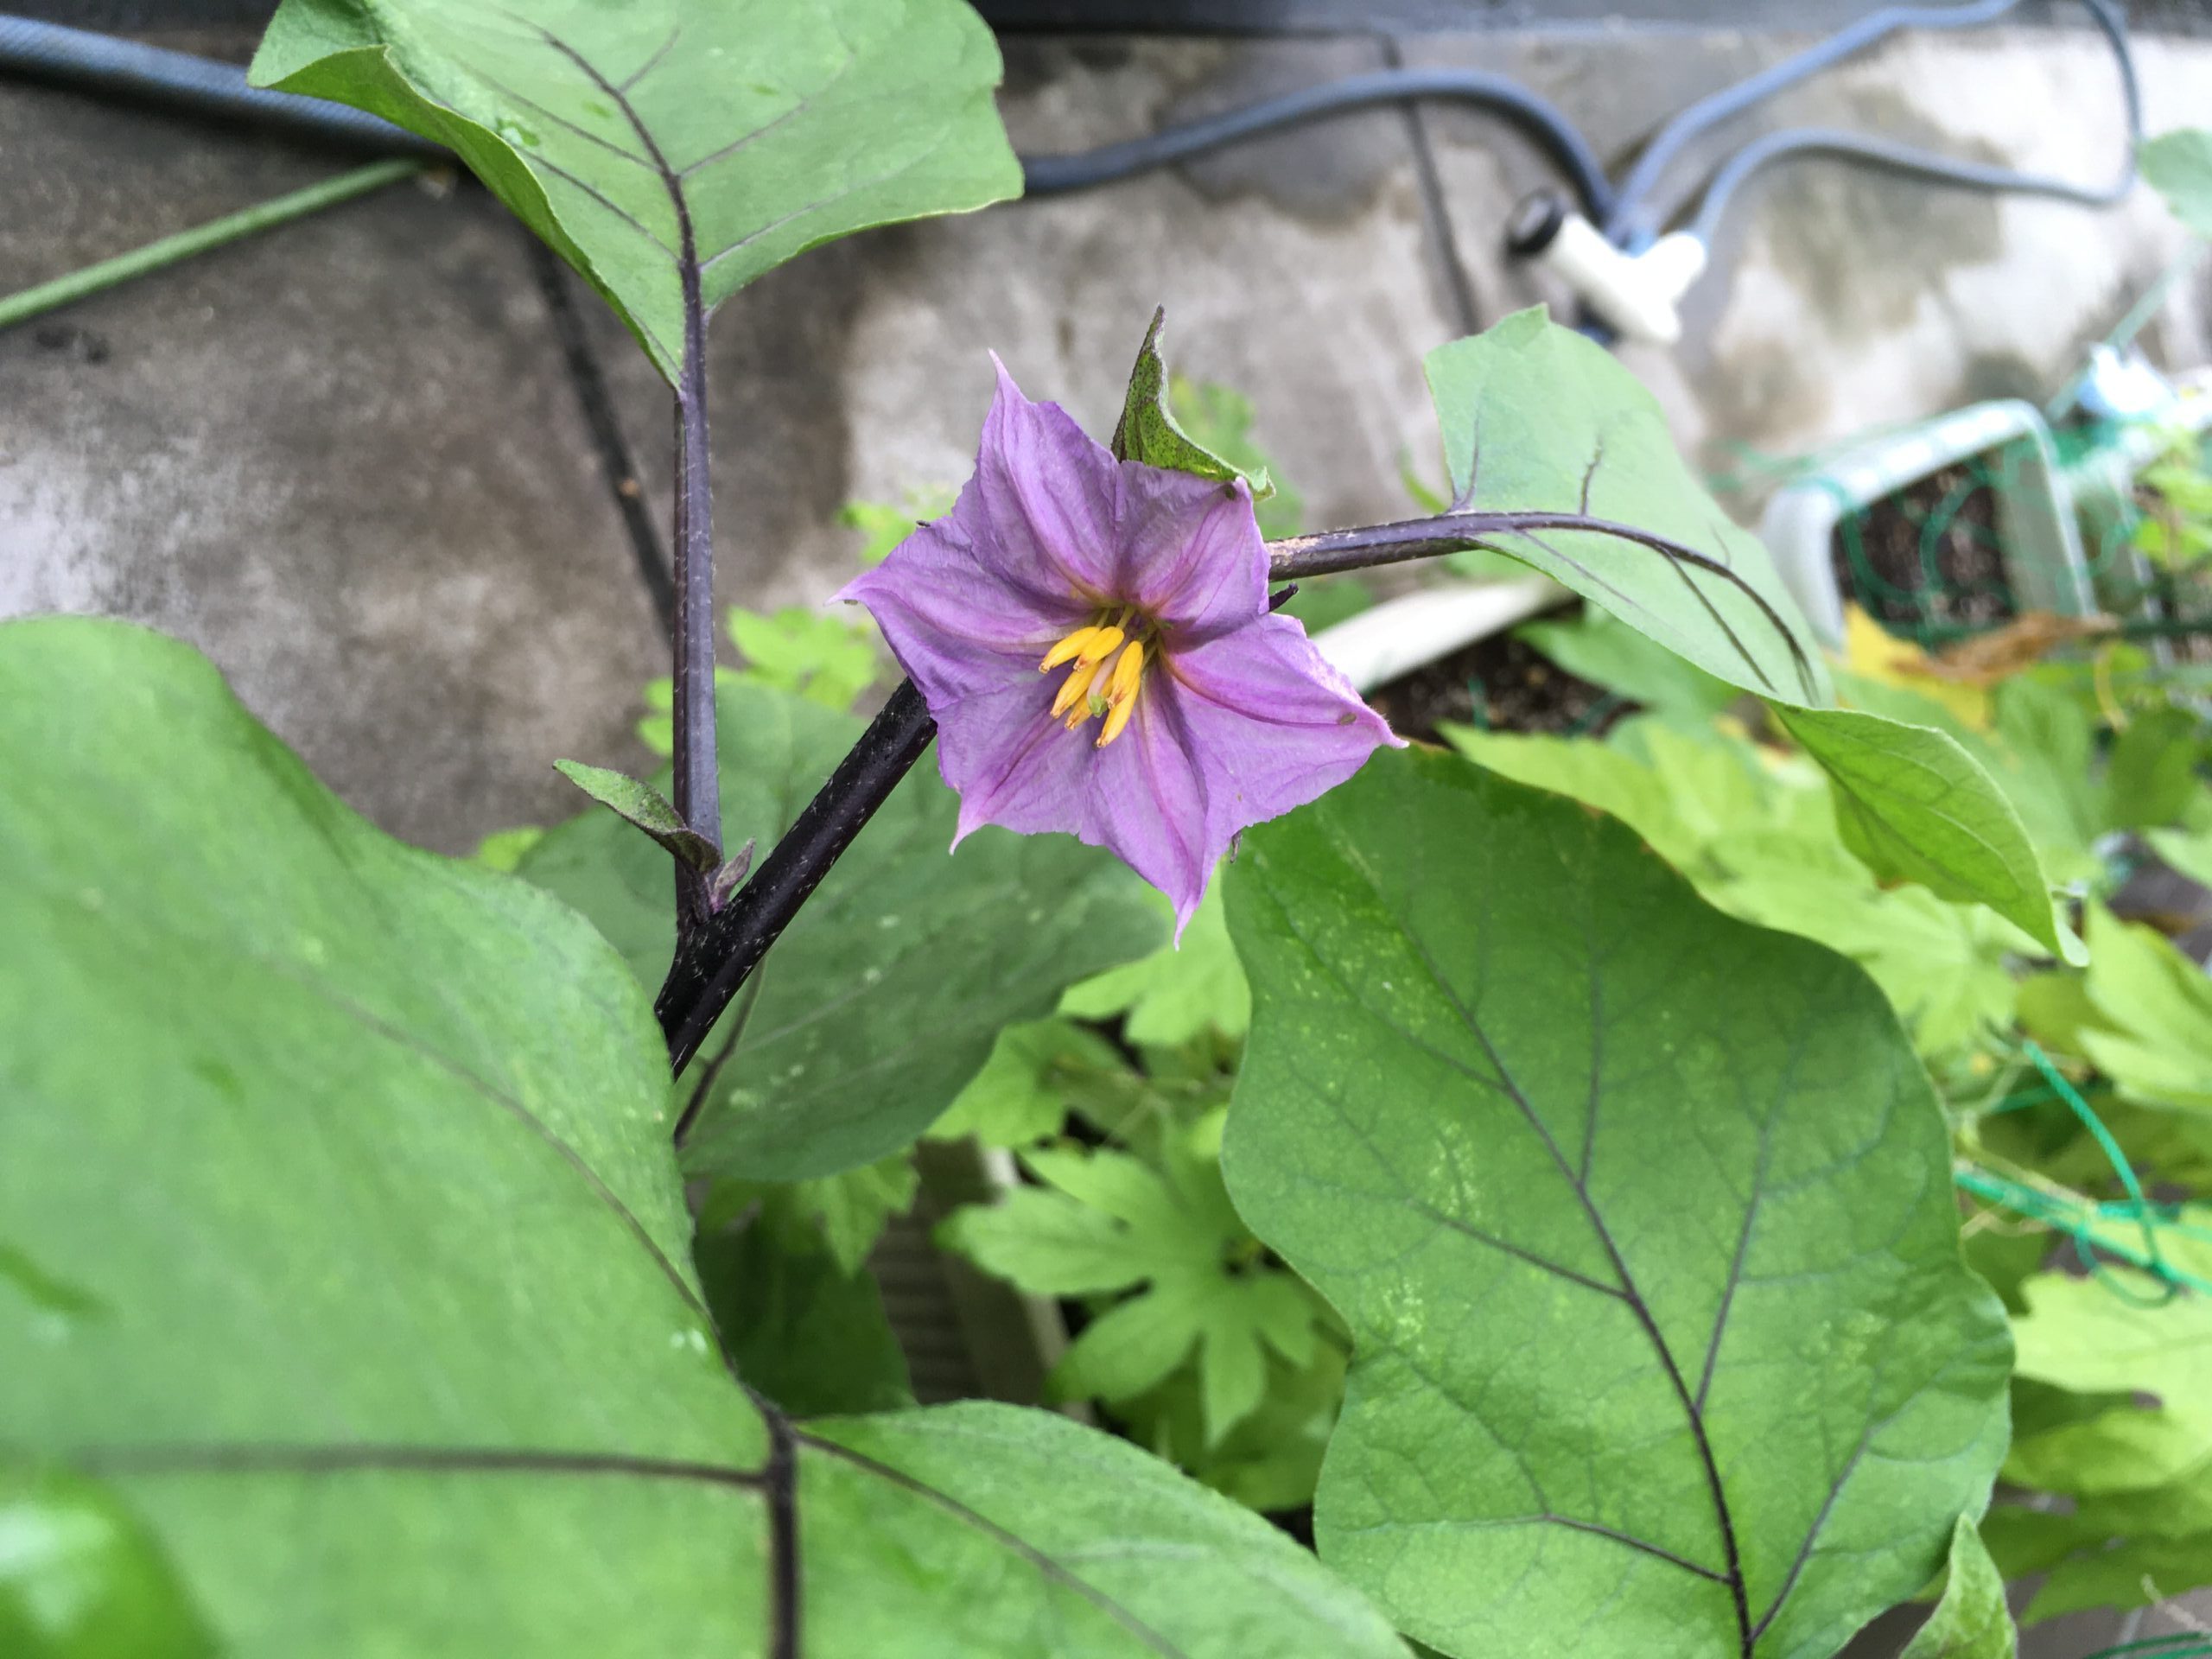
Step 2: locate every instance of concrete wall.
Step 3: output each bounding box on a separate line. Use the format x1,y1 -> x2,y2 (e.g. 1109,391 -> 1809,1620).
3,20 -> 2208,852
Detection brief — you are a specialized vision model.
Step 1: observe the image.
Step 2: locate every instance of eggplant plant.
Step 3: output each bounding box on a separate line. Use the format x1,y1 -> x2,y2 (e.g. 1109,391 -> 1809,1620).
10,4 -> 2208,1656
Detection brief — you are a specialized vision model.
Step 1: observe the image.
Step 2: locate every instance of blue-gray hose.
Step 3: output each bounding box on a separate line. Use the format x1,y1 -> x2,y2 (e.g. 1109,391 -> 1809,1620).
1684,0 -> 2137,245
1609,0 -> 2136,244
0,13 -> 442,156
1020,66 -> 1617,225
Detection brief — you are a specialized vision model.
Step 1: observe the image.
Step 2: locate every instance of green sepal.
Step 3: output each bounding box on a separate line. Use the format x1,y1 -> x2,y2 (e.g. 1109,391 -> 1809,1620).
1110,308 -> 1274,500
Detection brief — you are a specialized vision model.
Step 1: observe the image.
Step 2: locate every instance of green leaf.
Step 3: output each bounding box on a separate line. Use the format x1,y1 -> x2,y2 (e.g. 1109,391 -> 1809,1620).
0,617 -> 1417,1656
2073,906 -> 2212,1113
1112,1342 -> 1348,1516
941,1123 -> 1329,1446
694,1215 -> 913,1418
727,605 -> 883,715
553,757 -> 720,870
472,823 -> 546,873
1221,747 -> 2013,1659
928,1018 -> 1128,1148
1423,308 -> 1827,705
2098,705 -> 2200,833
1059,878 -> 1251,1045
1899,1517 -> 2014,1659
2150,822 -> 2212,891
1110,308 -> 1272,498
798,1404 -> 1410,1655
2142,129 -> 2212,238
1445,721 -> 2025,1061
521,678 -> 1165,1179
1419,310 -> 2079,951
1994,1233 -> 2212,1623
0,1466 -> 216,1659
1770,704 -> 2081,964
251,0 -> 1021,382
2009,1231 -> 2212,1496
702,1154 -> 920,1275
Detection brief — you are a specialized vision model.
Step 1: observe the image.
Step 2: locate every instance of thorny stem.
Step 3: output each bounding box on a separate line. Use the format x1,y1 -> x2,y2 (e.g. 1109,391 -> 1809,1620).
652,508 -> 1816,1077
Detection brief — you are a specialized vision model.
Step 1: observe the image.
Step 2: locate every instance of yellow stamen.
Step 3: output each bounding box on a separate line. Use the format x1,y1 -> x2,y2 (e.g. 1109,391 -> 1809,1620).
1050,652 -> 1116,721
1039,622 -> 1124,674
1039,625 -> 1101,672
1103,640 -> 1144,707
1096,690 -> 1139,747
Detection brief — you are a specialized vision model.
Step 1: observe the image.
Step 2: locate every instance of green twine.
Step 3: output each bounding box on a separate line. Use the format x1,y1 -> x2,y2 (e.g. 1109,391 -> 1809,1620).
1959,1040 -> 2212,1304
0,159 -> 424,334
2081,1634 -> 2212,1659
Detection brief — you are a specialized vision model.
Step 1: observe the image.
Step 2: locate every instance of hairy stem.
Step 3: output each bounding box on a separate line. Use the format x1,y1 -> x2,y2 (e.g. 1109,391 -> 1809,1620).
653,506 -> 1810,1076
669,299 -> 719,934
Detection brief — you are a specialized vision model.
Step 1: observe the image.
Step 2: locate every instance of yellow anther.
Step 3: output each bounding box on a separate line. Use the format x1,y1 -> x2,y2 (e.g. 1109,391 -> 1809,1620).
1104,640 -> 1144,707
1039,622 -> 1124,674
1096,690 -> 1139,747
1050,652 -> 1114,721
1039,625 -> 1102,672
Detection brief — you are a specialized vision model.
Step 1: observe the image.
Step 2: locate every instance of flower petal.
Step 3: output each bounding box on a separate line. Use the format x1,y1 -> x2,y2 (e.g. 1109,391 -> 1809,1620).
1082,688 -> 1214,931
939,677 -> 1095,848
837,512 -> 1079,704
1154,613 -> 1403,887
1115,466 -> 1269,641
971,355 -> 1123,604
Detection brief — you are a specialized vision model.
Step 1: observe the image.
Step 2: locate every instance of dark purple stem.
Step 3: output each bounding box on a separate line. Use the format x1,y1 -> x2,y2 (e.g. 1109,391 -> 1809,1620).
652,508 -> 1814,1076
657,679 -> 936,1074
669,273 -> 718,936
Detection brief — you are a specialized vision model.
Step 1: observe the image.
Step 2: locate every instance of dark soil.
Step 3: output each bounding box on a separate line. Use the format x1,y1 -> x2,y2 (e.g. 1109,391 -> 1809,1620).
1365,629 -> 1631,744
1829,462 -> 2016,639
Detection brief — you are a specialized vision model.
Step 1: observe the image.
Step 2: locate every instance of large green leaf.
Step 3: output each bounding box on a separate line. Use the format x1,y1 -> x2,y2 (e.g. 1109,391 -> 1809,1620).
251,0 -> 1020,381
1421,308 -> 2071,960
521,678 -> 1163,1180
0,618 -> 1409,1656
1424,309 -> 1826,706
1443,721 -> 2026,1061
1220,747 -> 2012,1659
797,1405 -> 1409,1655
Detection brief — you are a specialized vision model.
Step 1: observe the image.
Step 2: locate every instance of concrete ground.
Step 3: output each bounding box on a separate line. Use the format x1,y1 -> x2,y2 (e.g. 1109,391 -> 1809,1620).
4,10 -> 2211,1653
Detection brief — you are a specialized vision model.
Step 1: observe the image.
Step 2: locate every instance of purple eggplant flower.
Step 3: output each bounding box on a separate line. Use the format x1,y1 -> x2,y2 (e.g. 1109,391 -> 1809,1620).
836,357 -> 1401,933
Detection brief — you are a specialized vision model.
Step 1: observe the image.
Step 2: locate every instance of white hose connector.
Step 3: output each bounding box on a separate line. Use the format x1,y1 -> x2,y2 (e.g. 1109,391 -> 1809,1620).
1507,192 -> 1708,346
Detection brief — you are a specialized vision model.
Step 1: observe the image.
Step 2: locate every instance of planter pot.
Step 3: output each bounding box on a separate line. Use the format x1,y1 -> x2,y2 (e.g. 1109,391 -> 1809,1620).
1308,573 -> 1568,692
2060,368 -> 2212,620
1758,400 -> 2094,649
